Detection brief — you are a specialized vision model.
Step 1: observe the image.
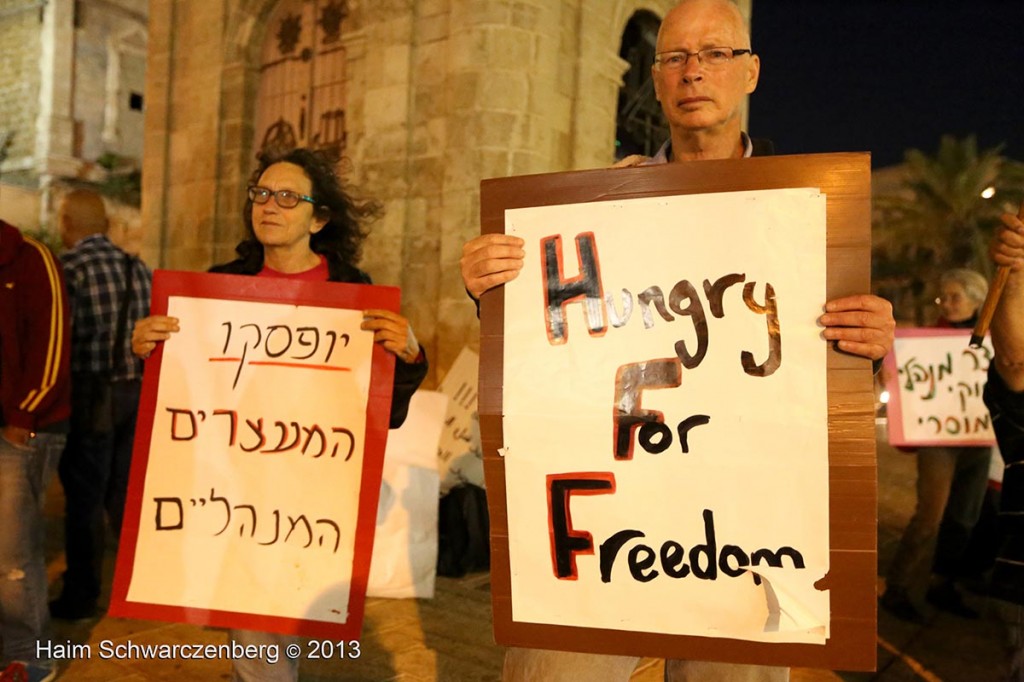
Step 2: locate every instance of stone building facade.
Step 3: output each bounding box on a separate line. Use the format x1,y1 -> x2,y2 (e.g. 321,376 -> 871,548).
143,0 -> 752,381
0,0 -> 148,238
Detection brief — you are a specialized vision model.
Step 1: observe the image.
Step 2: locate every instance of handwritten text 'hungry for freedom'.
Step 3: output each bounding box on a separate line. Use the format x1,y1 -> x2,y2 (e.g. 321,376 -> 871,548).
546,474 -> 804,584
540,231 -> 781,458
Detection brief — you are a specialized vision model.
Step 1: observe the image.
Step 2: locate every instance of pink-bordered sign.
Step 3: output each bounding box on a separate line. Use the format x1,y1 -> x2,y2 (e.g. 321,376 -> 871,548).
883,327 -> 995,448
110,270 -> 397,640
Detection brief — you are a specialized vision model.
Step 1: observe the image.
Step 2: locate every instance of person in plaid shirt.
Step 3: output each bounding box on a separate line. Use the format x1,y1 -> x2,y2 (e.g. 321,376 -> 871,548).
49,189 -> 152,620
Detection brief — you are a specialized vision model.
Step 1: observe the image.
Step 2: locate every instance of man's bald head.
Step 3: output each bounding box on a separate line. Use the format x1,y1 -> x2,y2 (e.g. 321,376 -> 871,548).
59,189 -> 108,248
657,0 -> 751,54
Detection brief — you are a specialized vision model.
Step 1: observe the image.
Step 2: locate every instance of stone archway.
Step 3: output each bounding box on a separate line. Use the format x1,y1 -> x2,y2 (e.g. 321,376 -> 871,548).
615,9 -> 667,159
253,0 -> 350,161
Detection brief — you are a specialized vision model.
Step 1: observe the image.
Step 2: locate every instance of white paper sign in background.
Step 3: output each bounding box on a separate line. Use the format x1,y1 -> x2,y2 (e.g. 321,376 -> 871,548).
502,188 -> 830,644
437,346 -> 484,493
885,329 -> 995,447
125,297 -> 375,625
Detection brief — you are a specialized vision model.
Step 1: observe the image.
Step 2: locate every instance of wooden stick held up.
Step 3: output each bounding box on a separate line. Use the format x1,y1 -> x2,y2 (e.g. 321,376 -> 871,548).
969,202 -> 1024,348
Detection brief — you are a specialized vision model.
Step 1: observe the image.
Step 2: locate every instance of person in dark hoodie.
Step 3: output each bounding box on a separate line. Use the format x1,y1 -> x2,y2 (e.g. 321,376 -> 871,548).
132,147 -> 427,682
0,220 -> 71,682
984,211 -> 1024,681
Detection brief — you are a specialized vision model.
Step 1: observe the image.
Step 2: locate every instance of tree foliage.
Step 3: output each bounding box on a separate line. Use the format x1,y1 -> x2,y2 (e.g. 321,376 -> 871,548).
873,135 -> 1024,323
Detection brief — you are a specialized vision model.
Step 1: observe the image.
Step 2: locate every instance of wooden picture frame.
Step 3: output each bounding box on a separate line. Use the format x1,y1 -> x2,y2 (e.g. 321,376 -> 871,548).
479,153 -> 876,671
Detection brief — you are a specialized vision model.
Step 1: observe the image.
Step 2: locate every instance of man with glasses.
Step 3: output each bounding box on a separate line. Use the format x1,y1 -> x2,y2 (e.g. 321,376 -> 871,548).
461,1 -> 894,680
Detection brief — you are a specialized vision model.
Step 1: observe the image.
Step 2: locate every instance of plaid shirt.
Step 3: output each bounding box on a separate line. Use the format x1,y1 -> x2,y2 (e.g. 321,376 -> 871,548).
60,234 -> 152,381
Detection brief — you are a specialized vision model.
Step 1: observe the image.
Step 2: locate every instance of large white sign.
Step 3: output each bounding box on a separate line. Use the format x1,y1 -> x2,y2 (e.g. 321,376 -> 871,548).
884,329 -> 995,447
502,188 -> 830,644
112,272 -> 397,639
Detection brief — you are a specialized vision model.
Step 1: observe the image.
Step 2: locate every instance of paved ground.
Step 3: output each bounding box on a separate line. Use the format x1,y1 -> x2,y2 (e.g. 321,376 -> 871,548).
38,426 -> 1013,681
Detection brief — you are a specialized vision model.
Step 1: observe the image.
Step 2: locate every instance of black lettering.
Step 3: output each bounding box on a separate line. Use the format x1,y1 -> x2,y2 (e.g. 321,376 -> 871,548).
719,544 -> 750,578
660,541 -> 690,578
703,273 -> 746,318
548,475 -> 616,579
750,546 -> 805,585
628,544 -> 659,582
542,232 -> 606,344
599,529 -> 645,583
613,359 -> 682,459
668,279 -> 708,369
638,422 -> 672,454
676,415 -> 711,454
741,282 -> 782,377
688,509 -> 718,580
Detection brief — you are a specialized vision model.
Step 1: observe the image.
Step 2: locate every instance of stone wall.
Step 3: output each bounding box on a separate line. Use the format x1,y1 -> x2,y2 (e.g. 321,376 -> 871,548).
143,0 -> 751,383
0,0 -> 43,177
0,0 -> 147,235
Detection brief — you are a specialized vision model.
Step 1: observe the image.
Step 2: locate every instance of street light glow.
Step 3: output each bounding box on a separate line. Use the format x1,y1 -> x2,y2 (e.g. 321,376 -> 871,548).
981,186 -> 996,199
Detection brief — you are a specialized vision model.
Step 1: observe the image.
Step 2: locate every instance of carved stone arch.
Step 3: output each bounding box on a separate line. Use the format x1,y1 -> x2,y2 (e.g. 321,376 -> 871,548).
615,8 -> 665,159
611,0 -> 674,34
209,0 -> 367,262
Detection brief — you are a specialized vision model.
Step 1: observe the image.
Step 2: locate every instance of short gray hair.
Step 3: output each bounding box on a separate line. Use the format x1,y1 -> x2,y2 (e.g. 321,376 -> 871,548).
939,268 -> 989,306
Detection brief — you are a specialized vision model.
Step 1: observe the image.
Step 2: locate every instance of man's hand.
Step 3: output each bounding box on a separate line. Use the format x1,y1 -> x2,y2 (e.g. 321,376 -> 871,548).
460,234 -> 525,299
992,212 -> 1024,270
131,315 -> 180,359
990,211 -> 1024,390
819,294 -> 895,361
362,309 -> 422,364
1,425 -> 33,449
611,154 -> 650,168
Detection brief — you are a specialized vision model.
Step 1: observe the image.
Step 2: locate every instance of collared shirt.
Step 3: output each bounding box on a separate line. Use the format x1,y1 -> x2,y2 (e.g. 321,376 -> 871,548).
645,131 -> 755,165
60,234 -> 152,380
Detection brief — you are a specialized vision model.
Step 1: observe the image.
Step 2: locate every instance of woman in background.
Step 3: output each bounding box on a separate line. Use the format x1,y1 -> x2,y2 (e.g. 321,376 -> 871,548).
881,268 -> 991,623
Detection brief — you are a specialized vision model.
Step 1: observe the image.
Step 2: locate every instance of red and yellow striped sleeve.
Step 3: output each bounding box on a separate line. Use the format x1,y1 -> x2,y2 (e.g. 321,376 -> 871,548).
7,236 -> 70,429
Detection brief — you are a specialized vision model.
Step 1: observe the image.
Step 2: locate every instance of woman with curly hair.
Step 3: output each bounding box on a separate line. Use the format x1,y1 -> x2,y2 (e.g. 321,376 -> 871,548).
132,147 -> 427,681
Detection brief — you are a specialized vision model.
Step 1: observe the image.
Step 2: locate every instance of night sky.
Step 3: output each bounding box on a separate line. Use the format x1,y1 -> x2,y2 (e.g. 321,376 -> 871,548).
748,1 -> 1024,168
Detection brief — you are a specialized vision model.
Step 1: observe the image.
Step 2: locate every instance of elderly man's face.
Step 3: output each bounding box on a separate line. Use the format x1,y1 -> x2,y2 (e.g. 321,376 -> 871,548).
652,0 -> 760,135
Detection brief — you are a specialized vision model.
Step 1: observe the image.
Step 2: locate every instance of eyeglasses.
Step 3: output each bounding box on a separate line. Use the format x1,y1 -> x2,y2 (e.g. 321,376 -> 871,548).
654,47 -> 752,70
247,186 -> 316,209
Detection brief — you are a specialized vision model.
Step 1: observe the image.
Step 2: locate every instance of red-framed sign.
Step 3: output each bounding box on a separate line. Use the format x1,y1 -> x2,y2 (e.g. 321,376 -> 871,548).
110,270 -> 397,640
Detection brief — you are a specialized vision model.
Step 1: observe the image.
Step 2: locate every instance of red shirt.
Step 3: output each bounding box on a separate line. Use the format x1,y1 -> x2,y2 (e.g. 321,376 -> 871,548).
257,255 -> 329,281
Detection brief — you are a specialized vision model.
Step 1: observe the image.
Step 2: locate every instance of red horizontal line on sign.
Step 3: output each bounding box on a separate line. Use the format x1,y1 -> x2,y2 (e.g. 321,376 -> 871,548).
208,358 -> 351,372
250,361 -> 351,371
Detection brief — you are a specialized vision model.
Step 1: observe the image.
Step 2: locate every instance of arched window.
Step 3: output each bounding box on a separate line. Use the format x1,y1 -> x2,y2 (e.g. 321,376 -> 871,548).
615,10 -> 667,160
253,0 -> 350,160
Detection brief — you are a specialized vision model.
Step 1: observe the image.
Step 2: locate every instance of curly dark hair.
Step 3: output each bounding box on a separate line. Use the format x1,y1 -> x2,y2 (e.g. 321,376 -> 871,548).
234,147 -> 380,269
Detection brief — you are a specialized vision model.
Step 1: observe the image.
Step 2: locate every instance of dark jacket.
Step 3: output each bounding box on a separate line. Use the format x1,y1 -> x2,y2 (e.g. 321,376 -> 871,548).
209,253 -> 427,429
985,365 -> 1024,604
0,221 -> 72,431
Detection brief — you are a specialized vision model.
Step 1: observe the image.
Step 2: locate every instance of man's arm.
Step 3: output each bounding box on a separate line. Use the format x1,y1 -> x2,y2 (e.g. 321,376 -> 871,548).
990,212 -> 1024,391
2,238 -> 70,445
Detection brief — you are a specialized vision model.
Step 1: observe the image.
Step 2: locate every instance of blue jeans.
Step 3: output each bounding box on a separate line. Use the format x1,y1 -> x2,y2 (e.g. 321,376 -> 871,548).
0,431 -> 64,665
502,648 -> 789,681
229,629 -> 299,682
